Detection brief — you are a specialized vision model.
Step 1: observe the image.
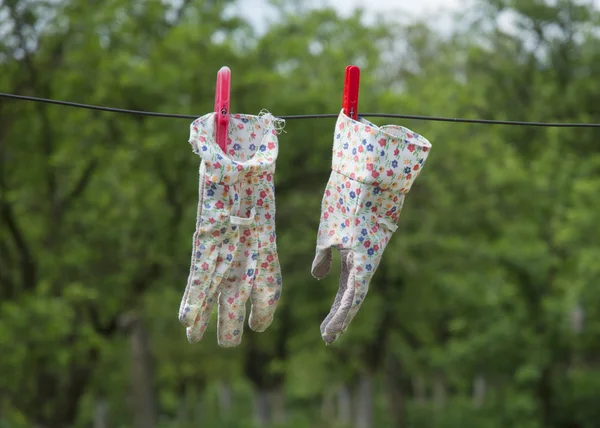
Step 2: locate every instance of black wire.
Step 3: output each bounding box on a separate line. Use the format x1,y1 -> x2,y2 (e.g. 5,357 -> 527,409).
2,92 -> 600,128
0,93 -> 198,119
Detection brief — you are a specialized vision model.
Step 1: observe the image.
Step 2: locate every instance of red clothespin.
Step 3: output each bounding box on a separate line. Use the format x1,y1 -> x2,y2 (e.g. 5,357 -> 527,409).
342,65 -> 360,120
214,66 -> 231,152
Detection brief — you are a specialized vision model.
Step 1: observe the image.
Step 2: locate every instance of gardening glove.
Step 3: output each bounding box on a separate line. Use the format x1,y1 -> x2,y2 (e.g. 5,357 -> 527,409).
179,112 -> 283,347
312,109 -> 432,344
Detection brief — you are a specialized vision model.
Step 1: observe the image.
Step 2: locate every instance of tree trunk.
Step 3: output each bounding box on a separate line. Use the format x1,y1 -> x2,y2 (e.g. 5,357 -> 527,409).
433,372 -> 446,410
243,308 -> 289,428
128,314 -> 157,428
385,356 -> 406,427
93,397 -> 108,428
412,376 -> 427,405
253,387 -> 271,427
176,397 -> 187,425
472,375 -> 486,408
192,384 -> 204,426
353,373 -> 373,428
337,385 -> 352,426
217,380 -> 234,421
536,365 -> 554,428
271,384 -> 286,425
321,388 -> 335,425
176,383 -> 188,424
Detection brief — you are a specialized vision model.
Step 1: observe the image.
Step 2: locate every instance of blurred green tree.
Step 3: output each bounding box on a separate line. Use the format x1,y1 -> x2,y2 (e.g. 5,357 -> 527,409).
2,0 -> 600,427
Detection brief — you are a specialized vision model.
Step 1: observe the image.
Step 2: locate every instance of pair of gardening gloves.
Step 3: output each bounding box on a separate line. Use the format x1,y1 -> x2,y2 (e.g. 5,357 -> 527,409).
178,110 -> 431,346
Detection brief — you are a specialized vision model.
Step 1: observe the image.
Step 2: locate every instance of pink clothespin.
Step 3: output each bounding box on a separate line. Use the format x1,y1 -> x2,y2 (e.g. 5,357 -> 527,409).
342,65 -> 360,120
214,66 -> 231,152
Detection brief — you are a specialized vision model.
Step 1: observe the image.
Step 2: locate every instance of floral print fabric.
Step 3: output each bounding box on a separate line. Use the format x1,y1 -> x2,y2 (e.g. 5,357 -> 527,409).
178,112 -> 282,347
312,109 -> 432,344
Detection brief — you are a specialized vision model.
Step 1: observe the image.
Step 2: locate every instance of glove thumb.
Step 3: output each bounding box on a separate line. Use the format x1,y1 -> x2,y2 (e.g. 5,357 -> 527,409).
320,248 -> 355,344
311,246 -> 333,279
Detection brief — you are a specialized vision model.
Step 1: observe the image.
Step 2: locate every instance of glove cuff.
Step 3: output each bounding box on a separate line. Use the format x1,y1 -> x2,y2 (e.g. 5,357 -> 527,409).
331,110 -> 431,193
189,112 -> 279,185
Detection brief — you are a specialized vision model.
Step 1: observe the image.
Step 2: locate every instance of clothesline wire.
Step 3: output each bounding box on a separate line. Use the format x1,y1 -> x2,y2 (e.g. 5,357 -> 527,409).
2,92 -> 600,128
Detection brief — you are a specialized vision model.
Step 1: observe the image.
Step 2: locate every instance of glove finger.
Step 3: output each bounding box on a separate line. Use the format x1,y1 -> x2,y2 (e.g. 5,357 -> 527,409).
217,221 -> 256,347
186,292 -> 217,344
186,238 -> 237,342
217,272 -> 253,347
180,196 -> 234,327
311,246 -> 333,279
179,245 -> 221,328
318,247 -> 350,342
322,249 -> 371,344
336,245 -> 385,336
249,245 -> 282,332
324,220 -> 393,343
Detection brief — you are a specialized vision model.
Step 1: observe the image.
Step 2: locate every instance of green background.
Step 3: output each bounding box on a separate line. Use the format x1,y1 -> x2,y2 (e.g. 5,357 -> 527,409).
2,1 -> 600,427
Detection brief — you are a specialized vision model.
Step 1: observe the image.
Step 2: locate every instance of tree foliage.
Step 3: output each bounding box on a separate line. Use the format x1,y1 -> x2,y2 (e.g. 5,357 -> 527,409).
1,0 -> 600,427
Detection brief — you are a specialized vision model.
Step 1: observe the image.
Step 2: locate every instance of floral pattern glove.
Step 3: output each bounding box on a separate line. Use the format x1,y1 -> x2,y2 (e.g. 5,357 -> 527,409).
179,112 -> 283,347
312,110 -> 432,344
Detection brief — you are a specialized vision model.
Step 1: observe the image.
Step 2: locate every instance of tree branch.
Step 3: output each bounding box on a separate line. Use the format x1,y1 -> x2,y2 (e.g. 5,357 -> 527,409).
0,200 -> 37,291
0,234 -> 15,265
7,2 -> 67,217
59,159 -> 99,213
0,42 -> 25,298
0,269 -> 15,299
154,156 -> 184,236
34,346 -> 100,428
123,262 -> 163,310
88,306 -> 119,338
